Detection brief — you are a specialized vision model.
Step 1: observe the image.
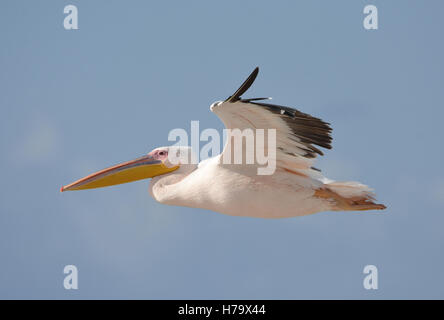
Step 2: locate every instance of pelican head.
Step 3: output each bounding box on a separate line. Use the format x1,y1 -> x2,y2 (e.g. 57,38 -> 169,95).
60,146 -> 195,192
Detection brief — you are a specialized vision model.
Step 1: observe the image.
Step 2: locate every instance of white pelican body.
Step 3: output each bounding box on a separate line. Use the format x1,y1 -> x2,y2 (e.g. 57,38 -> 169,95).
62,67 -> 385,218
149,154 -> 330,218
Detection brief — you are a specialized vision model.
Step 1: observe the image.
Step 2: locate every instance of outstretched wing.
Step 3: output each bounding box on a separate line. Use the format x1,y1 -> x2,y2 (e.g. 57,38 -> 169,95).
211,67 -> 332,174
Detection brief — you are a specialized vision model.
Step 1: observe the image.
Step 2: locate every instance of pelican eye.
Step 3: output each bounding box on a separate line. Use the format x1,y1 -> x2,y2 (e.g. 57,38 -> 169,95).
159,151 -> 166,156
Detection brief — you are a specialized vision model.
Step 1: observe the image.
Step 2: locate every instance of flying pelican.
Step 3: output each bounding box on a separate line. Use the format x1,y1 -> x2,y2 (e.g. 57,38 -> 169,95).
61,67 -> 385,218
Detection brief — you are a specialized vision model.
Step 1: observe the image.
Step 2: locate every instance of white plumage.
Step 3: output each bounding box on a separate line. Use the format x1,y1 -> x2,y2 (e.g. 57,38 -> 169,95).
62,67 -> 385,218
148,68 -> 385,218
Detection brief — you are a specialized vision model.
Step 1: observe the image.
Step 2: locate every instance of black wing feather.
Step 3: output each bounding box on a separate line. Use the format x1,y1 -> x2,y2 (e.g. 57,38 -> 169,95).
250,101 -> 333,158
225,67 -> 259,103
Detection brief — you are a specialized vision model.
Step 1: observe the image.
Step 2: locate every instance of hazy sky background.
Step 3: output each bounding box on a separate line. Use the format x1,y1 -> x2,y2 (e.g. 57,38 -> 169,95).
1,0 -> 443,299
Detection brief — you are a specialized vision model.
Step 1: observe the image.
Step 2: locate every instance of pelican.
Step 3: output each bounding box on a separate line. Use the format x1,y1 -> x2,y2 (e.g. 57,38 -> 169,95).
61,67 -> 386,218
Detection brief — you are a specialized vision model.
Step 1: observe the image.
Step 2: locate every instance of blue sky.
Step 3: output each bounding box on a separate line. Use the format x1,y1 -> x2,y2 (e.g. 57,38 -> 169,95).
1,0 -> 443,299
